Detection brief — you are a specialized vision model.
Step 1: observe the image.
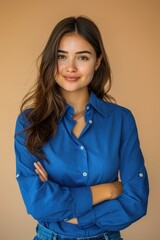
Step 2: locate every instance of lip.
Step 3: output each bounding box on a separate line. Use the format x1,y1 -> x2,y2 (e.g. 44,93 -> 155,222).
64,76 -> 80,82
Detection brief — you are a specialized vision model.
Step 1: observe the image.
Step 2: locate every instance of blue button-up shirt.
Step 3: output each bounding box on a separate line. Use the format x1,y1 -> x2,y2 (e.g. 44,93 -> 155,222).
14,92 -> 149,237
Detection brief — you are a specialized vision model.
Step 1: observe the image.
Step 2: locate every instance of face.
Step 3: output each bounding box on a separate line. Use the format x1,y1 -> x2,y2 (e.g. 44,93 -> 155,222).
55,33 -> 101,94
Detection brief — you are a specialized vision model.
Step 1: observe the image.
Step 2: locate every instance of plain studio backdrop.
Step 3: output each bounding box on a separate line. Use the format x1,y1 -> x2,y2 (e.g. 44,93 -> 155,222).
0,0 -> 159,239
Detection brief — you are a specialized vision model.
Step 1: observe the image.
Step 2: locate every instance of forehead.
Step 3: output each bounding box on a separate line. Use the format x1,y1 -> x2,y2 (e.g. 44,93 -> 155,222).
58,33 -> 95,53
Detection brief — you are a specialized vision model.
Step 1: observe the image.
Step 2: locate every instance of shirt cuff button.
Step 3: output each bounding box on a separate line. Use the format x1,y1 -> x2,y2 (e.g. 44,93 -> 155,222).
139,173 -> 144,177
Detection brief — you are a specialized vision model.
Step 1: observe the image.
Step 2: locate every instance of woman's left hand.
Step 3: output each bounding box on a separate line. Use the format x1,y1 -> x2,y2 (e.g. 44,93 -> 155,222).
34,161 -> 48,182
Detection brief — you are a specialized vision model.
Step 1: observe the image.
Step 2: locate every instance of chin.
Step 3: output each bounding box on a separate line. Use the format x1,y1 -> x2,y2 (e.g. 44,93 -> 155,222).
62,88 -> 80,93
61,85 -> 87,94
60,84 -> 80,92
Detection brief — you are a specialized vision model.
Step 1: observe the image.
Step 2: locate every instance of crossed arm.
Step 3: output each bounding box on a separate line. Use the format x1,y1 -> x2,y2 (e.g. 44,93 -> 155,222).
34,161 -> 123,224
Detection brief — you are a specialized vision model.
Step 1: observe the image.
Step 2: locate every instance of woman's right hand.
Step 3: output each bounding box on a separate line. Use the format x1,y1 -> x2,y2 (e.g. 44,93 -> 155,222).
34,161 -> 48,182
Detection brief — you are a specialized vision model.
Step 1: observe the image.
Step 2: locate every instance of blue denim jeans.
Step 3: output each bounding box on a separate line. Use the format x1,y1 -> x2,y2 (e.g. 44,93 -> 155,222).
33,224 -> 123,240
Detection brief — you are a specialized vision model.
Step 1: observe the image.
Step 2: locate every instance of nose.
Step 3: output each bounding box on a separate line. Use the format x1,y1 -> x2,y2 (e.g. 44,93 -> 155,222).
66,59 -> 77,72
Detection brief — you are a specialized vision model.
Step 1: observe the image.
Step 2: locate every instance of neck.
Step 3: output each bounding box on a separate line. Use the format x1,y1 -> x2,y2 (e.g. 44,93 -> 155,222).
61,88 -> 90,114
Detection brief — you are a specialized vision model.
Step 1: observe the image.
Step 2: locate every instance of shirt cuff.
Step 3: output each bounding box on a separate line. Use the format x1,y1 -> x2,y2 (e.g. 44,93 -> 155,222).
70,187 -> 92,217
78,208 -> 96,228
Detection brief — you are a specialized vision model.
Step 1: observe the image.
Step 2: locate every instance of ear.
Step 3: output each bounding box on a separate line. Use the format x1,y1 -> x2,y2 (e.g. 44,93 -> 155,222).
94,54 -> 103,71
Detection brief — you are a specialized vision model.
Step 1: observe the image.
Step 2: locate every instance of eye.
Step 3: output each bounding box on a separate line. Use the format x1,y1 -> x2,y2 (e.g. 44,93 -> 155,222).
57,54 -> 67,60
79,56 -> 89,61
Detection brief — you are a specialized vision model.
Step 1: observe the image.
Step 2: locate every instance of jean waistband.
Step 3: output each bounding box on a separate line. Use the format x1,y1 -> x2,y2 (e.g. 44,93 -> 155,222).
36,224 -> 120,240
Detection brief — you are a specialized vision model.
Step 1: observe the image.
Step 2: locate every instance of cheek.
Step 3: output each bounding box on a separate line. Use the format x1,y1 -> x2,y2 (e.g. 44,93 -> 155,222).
80,65 -> 95,79
57,62 -> 65,73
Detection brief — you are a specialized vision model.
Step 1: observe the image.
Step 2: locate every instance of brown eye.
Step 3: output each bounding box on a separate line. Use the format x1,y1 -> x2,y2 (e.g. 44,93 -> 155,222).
58,55 -> 66,60
79,56 -> 89,61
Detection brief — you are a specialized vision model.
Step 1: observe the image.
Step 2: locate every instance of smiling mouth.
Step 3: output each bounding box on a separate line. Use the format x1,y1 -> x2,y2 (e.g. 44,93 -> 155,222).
64,76 -> 80,82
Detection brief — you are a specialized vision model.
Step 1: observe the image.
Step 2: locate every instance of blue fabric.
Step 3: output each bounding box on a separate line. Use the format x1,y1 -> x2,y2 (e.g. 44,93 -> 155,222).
14,91 -> 149,238
34,223 -> 123,240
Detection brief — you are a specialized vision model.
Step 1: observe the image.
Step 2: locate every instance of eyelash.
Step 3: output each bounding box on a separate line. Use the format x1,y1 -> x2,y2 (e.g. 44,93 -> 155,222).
79,56 -> 89,61
57,55 -> 66,60
57,55 -> 89,61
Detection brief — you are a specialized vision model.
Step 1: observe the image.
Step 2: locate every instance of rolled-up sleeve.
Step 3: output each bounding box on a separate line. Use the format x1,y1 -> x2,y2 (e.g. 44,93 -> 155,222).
77,110 -> 149,231
15,112 -> 92,222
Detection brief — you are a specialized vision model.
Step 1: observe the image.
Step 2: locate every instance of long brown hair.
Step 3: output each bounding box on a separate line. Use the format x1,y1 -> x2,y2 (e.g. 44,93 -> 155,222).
20,16 -> 115,159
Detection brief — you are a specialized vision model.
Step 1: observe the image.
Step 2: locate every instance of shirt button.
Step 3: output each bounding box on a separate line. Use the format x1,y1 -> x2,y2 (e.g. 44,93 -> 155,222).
86,106 -> 90,110
89,120 -> 92,124
80,145 -> 84,150
83,172 -> 87,177
139,173 -> 144,177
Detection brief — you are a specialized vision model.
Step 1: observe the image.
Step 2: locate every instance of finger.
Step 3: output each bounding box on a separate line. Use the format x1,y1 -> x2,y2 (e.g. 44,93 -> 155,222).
35,166 -> 48,181
35,161 -> 48,178
34,162 -> 45,173
35,169 -> 46,182
34,162 -> 48,181
37,161 -> 48,175
35,169 -> 44,180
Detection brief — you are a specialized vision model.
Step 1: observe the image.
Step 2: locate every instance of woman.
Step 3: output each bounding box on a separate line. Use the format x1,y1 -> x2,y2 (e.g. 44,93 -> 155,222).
14,16 -> 149,240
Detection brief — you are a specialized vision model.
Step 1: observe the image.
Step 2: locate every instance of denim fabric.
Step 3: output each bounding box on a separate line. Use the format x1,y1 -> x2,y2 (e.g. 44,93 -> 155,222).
33,224 -> 123,240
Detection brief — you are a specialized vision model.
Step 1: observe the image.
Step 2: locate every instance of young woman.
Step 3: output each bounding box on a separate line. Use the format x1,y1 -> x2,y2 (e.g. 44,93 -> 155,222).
14,16 -> 149,240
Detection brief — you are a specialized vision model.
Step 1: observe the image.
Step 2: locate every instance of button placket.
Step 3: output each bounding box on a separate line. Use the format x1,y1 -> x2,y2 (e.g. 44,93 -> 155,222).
78,144 -> 89,181
75,105 -> 93,182
80,145 -> 84,150
83,106 -> 93,135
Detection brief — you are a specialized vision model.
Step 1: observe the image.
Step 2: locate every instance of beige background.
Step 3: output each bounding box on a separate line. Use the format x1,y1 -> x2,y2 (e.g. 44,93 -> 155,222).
0,0 -> 160,239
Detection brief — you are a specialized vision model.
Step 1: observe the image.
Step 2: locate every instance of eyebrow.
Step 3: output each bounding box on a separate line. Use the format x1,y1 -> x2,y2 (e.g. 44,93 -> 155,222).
58,50 -> 92,54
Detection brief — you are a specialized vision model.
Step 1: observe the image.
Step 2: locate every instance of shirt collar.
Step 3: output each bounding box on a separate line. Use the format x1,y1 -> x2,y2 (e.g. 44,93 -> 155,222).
58,91 -> 116,123
88,91 -> 116,117
58,103 -> 74,123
